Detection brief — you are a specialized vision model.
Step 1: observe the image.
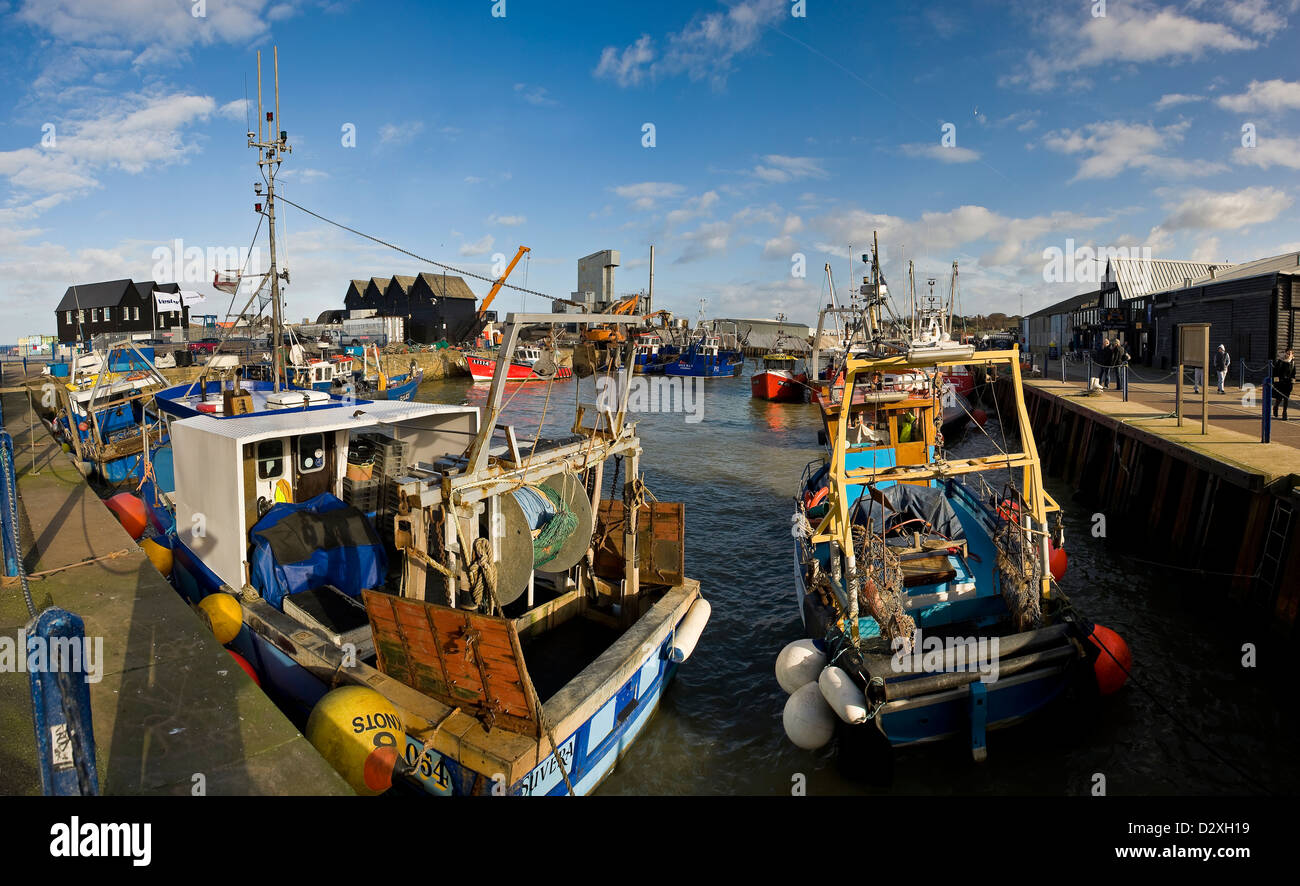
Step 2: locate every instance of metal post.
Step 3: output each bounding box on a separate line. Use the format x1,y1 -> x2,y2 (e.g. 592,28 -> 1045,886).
1121,364 -> 1128,402
1263,361 -> 1272,444
1238,359 -> 1244,390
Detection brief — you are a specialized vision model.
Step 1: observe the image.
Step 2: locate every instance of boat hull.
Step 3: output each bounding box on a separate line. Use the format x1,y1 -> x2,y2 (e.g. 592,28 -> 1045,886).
750,370 -> 807,402
466,354 -> 573,383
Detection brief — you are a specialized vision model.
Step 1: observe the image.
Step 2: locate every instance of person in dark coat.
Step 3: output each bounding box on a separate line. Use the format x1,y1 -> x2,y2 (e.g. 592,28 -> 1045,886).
1212,344 -> 1230,394
1097,338 -> 1115,389
1273,349 -> 1296,421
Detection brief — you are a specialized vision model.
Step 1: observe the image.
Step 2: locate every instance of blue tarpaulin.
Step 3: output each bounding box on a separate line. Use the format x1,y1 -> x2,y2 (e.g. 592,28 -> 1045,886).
248,493 -> 387,609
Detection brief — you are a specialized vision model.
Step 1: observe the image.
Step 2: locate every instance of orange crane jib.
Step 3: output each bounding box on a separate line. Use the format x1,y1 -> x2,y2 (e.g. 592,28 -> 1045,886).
478,245 -> 530,317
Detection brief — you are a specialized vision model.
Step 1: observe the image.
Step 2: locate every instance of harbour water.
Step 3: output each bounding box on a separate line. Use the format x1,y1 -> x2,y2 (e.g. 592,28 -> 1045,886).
418,366 -> 1300,796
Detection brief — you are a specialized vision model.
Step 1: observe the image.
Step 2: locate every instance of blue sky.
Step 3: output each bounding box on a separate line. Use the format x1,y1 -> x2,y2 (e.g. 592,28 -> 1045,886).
2,0 -> 1299,338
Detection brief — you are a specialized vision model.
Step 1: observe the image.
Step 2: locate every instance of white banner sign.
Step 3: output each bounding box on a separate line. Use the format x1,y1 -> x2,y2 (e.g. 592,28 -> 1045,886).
152,289 -> 182,311
179,290 -> 206,307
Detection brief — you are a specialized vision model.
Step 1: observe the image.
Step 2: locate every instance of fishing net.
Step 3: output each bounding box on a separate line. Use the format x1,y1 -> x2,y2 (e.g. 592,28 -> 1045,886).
852,526 -> 915,647
994,518 -> 1043,631
529,484 -> 577,569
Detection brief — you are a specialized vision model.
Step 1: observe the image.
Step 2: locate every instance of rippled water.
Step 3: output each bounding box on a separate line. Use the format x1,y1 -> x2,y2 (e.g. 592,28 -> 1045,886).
417,367 -> 1300,796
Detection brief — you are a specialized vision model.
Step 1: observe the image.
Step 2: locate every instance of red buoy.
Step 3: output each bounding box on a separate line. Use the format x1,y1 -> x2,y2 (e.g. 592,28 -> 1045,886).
105,492 -> 148,540
77,421 -> 89,432
1049,544 -> 1068,582
1087,624 -> 1131,695
227,649 -> 261,686
362,745 -> 400,793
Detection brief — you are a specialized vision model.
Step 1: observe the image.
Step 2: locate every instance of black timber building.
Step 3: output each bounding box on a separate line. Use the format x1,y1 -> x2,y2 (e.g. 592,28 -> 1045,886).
55,279 -> 185,344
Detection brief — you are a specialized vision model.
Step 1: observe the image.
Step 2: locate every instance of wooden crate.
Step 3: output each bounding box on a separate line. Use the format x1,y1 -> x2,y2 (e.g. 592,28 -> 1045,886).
592,500 -> 684,587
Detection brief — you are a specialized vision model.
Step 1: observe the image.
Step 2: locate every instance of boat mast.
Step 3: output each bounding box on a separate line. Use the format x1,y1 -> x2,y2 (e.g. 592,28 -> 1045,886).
251,47 -> 292,391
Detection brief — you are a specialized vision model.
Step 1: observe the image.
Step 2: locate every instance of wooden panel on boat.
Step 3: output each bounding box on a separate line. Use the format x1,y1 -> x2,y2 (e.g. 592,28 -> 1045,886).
362,591 -> 541,737
899,554 -> 957,588
592,500 -> 685,586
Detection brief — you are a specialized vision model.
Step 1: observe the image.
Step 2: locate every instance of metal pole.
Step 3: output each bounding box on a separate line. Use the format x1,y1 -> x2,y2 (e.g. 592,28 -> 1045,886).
1263,361 -> 1272,444
1122,364 -> 1128,402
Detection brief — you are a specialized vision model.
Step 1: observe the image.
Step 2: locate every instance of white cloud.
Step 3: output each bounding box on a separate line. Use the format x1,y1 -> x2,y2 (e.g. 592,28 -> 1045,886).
464,176 -> 484,184
675,221 -> 733,263
1160,186 -> 1292,230
17,0 -> 280,47
1234,134 -> 1300,169
513,83 -> 557,107
1216,79 -> 1300,112
488,214 -> 527,226
459,235 -> 495,257
1005,3 -> 1257,92
1154,93 -> 1204,109
611,181 -> 686,210
749,155 -> 828,183
379,121 -> 424,146
219,98 -> 251,122
665,190 -> 719,226
1042,120 -> 1225,181
900,143 -> 981,164
594,0 -> 785,89
1211,0 -> 1290,35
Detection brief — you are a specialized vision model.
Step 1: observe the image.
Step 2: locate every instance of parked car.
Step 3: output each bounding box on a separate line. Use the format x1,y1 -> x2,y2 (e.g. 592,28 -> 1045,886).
189,337 -> 223,354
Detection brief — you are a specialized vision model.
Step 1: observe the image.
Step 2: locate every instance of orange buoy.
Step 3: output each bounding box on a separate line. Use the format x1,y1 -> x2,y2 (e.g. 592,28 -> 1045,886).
227,649 -> 261,687
1087,624 -> 1131,695
106,492 -> 148,540
77,421 -> 89,432
1049,543 -> 1068,582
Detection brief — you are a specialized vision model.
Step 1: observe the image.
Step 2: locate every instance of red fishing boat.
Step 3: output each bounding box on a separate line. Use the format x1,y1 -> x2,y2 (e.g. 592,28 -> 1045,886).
750,352 -> 808,402
465,345 -> 573,383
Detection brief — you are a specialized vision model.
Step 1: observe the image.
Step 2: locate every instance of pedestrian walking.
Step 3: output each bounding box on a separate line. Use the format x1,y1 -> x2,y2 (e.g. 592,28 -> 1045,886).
1213,344 -> 1230,394
1097,338 -> 1112,389
1273,349 -> 1295,421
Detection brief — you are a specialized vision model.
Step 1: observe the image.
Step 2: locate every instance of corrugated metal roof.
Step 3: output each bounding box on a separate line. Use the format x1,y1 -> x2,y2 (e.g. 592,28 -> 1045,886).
1105,258 -> 1231,301
172,400 -> 477,443
1181,250 -> 1300,286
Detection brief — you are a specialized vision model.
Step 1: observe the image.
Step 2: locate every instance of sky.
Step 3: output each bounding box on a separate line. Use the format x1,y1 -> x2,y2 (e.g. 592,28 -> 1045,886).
2,0 -> 1299,339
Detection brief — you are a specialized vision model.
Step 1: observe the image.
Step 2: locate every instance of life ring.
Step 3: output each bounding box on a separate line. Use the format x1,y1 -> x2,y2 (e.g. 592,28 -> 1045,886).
803,486 -> 829,509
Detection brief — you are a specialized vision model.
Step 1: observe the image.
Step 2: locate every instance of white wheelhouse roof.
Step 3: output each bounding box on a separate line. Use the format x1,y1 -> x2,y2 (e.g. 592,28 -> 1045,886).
171,399 -> 479,445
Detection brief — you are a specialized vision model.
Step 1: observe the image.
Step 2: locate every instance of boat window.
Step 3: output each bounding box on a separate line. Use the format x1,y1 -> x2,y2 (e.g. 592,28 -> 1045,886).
257,439 -> 285,479
297,433 -> 326,474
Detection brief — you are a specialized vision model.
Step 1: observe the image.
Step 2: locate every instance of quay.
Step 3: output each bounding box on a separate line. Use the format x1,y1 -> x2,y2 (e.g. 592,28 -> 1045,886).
0,380 -> 351,795
989,358 -> 1300,640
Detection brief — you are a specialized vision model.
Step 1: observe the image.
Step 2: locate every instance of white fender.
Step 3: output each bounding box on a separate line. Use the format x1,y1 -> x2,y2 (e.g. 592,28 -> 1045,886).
666,598 -> 711,663
775,639 -> 826,694
782,682 -> 836,750
818,665 -> 869,725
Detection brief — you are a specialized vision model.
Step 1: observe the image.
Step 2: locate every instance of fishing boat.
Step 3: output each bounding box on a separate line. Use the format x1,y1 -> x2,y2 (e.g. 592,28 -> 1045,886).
49,342 -> 169,483
631,332 -> 664,373
466,344 -> 573,383
778,238 -> 1130,767
132,51 -> 707,796
663,334 -> 742,378
750,315 -> 808,402
348,343 -> 423,402
750,352 -> 807,402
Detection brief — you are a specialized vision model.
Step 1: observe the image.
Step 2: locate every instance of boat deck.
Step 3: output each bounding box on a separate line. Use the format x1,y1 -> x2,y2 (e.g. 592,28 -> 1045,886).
0,387 -> 352,795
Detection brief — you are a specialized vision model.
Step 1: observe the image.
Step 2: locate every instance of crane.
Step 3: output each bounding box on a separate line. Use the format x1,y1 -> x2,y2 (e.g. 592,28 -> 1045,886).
478,245 -> 530,318
584,293 -> 643,343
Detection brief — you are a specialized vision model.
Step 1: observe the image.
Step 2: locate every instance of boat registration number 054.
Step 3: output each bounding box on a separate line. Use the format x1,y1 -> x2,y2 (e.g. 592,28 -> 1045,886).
403,737 -> 453,796
519,734 -> 576,796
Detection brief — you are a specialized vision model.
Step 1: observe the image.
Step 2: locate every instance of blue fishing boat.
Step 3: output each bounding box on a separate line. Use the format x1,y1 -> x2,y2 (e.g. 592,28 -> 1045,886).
47,344 -> 169,483
663,334 -> 743,378
779,246 -> 1130,767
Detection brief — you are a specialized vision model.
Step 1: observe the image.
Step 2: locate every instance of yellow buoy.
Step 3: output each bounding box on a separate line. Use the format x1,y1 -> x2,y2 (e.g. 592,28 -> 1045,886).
198,593 -> 242,645
305,686 -> 405,796
140,537 -> 173,578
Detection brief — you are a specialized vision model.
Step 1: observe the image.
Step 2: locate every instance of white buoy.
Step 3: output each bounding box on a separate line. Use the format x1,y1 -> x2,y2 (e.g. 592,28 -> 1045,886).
818,665 -> 869,725
783,682 -> 836,750
667,598 -> 711,663
775,639 -> 826,694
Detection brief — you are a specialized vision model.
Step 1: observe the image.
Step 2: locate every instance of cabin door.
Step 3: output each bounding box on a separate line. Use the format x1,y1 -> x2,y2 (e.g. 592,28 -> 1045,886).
293,431 -> 335,502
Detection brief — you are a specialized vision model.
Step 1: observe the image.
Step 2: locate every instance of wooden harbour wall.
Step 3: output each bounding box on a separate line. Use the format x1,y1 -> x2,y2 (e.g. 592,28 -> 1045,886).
989,377 -> 1300,639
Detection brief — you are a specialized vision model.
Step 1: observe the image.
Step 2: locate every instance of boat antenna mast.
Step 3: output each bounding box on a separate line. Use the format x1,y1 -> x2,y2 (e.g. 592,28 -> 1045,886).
250,47 -> 292,392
